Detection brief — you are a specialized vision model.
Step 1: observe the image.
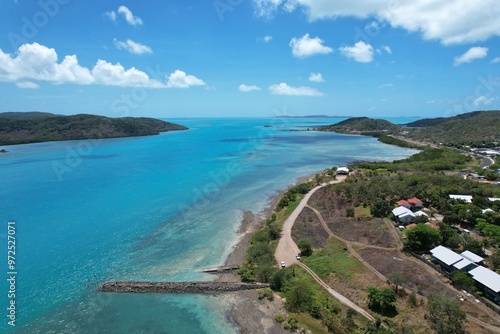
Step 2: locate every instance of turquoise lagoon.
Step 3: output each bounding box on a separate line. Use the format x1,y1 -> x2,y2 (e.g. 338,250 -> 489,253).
0,118 -> 419,333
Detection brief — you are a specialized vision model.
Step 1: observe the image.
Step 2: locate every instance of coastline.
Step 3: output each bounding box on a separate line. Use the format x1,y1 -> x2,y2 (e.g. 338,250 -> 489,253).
216,170 -> 330,333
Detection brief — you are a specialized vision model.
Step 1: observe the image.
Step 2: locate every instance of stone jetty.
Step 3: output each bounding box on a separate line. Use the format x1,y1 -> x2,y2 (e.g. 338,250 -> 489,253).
99,281 -> 269,294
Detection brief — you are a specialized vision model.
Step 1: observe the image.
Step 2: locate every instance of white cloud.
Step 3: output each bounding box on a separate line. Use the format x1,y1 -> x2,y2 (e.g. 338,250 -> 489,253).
473,95 -> 496,107
491,57 -> 500,63
16,81 -> 39,89
339,41 -> 374,63
253,0 -> 283,18
106,6 -> 143,26
113,39 -> 153,55
379,83 -> 393,88
166,70 -> 206,88
382,45 -> 392,54
118,6 -> 143,25
239,84 -> 261,92
91,60 -> 163,87
269,82 -> 324,96
308,72 -> 324,82
105,11 -> 117,21
0,43 -> 205,89
289,34 -> 333,58
0,43 -> 94,85
253,0 -> 500,45
263,35 -> 273,42
454,46 -> 488,66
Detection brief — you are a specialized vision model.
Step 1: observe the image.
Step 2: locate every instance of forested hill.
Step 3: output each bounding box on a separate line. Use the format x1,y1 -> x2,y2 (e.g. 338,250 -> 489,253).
0,112 -> 188,145
408,110 -> 500,147
316,110 -> 500,148
317,117 -> 400,134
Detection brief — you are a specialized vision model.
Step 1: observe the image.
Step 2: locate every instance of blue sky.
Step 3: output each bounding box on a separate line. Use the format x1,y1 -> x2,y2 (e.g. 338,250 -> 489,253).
0,0 -> 499,118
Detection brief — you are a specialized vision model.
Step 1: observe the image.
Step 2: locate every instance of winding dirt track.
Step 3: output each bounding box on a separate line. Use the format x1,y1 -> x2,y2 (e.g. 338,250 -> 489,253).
273,176 -> 377,320
274,175 -> 500,332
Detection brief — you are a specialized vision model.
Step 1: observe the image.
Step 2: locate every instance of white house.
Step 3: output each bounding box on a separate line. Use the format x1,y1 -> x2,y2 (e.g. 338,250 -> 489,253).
468,266 -> 500,305
449,194 -> 473,203
336,167 -> 350,175
392,206 -> 415,223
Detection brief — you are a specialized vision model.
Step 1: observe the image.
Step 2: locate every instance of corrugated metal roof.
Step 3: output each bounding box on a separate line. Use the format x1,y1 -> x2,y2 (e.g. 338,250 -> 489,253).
468,266 -> 500,293
430,245 -> 463,266
392,206 -> 414,217
461,250 -> 484,263
453,258 -> 472,270
449,195 -> 473,203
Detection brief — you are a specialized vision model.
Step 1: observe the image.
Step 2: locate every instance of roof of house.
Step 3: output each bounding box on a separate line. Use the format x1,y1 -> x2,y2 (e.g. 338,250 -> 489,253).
488,198 -> 500,202
336,167 -> 350,173
430,245 -> 464,266
461,250 -> 484,263
397,199 -> 410,206
392,206 -> 415,217
425,222 -> 439,229
453,258 -> 473,270
468,266 -> 500,293
449,195 -> 473,203
406,223 -> 417,229
408,197 -> 422,204
482,208 -> 495,214
415,210 -> 429,217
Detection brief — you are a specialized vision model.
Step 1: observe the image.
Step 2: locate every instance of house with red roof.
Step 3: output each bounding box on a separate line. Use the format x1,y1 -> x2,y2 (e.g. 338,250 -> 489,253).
408,197 -> 423,209
396,199 -> 411,209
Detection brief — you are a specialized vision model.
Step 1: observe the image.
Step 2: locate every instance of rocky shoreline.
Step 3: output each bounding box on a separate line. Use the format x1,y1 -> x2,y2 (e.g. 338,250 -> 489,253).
99,281 -> 269,294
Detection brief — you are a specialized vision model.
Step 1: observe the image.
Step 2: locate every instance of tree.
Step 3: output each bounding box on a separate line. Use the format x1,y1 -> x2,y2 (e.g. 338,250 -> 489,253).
450,271 -> 475,291
371,199 -> 391,218
462,234 -> 484,256
386,272 -> 406,294
285,278 -> 314,312
367,287 -> 397,315
298,238 -> 313,256
488,248 -> 500,271
346,207 -> 355,218
427,294 -> 466,334
404,223 -> 441,252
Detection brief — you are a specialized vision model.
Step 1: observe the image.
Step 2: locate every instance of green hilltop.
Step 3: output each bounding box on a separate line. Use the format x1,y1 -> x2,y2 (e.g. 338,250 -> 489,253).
407,110 -> 500,147
317,117 -> 400,134
318,111 -> 500,148
0,112 -> 188,146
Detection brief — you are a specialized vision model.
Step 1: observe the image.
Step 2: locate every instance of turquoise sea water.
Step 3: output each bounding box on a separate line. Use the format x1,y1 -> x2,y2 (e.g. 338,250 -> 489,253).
0,118 -> 418,333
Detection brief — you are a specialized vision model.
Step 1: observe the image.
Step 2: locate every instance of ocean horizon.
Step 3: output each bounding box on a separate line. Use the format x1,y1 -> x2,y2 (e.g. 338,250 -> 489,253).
0,117 -> 419,333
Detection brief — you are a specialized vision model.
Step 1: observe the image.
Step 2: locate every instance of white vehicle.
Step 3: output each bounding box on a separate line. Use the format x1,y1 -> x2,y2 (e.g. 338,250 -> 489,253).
280,261 -> 286,268
296,254 -> 301,260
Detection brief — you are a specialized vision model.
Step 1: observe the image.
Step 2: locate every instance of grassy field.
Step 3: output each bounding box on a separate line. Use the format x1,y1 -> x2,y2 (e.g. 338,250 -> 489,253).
304,238 -> 365,279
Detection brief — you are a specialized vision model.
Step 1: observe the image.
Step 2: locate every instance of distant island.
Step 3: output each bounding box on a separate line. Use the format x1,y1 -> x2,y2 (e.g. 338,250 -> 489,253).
275,115 -> 352,119
318,110 -> 500,148
0,112 -> 188,146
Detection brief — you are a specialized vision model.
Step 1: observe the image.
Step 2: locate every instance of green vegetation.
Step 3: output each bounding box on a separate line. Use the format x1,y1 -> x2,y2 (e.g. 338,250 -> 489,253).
0,112 -> 188,145
304,238 -> 364,279
366,287 -> 397,316
277,182 -> 313,211
404,224 -> 441,252
318,110 -> 500,148
450,271 -> 475,291
318,117 -> 400,134
408,110 -> 500,147
298,238 -> 313,256
426,294 -> 466,334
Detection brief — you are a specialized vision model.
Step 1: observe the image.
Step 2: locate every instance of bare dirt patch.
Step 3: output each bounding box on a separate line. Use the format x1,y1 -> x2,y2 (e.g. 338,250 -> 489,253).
292,207 -> 329,249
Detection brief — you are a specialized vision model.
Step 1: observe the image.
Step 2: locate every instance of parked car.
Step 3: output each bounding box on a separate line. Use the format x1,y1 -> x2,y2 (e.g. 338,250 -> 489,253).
295,254 -> 301,260
280,261 -> 286,268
